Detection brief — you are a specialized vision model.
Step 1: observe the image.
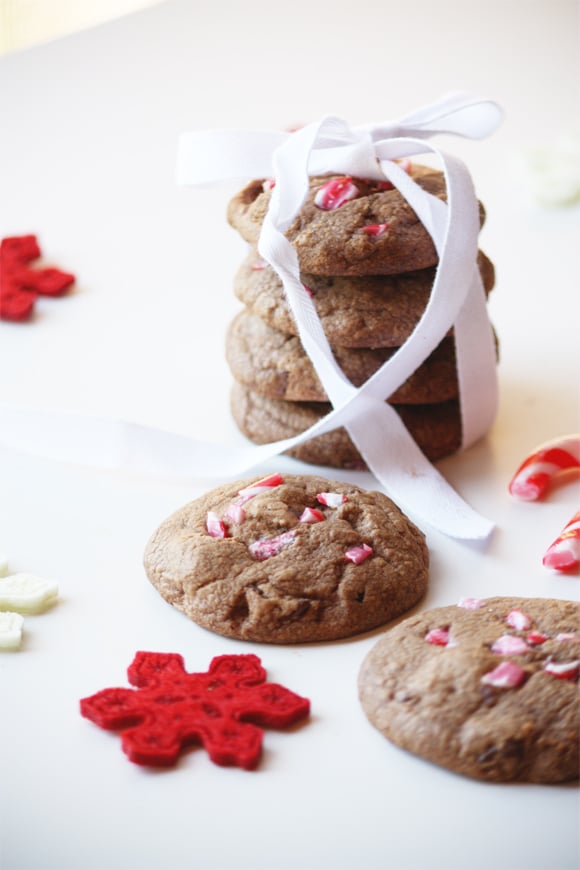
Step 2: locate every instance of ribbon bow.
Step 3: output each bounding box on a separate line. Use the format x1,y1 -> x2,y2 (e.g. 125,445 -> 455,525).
178,92 -> 504,541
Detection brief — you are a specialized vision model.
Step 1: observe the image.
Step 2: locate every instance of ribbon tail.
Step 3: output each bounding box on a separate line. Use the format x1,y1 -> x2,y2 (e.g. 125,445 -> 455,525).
453,269 -> 499,448
343,399 -> 494,541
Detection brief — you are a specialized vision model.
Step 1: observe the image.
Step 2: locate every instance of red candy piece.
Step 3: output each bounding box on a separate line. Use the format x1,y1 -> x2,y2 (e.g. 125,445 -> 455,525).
542,510 -> 580,572
299,507 -> 325,523
249,530 -> 296,561
425,627 -> 450,646
80,652 -> 310,769
506,609 -> 532,631
317,492 -> 347,507
509,437 -> 580,501
543,659 -> 579,680
314,177 -> 359,210
362,223 -> 390,237
481,660 -> 527,689
238,473 -> 284,498
491,635 -> 529,655
206,511 -> 228,538
526,631 -> 549,646
225,502 -> 246,524
344,543 -> 373,564
0,235 -> 74,321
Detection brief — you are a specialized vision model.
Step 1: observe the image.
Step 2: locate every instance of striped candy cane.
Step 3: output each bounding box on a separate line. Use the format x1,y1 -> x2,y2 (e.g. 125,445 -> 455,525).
509,435 -> 580,501
542,511 -> 580,572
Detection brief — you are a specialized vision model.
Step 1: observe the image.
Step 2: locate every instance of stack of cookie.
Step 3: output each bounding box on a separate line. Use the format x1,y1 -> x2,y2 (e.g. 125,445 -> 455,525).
225,166 -> 496,470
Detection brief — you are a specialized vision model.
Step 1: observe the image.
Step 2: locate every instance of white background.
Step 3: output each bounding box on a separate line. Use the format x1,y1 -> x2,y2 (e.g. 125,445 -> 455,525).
0,1 -> 579,869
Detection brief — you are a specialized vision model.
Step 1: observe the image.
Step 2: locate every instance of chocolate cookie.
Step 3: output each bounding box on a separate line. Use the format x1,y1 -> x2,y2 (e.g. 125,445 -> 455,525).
358,596 -> 580,783
226,310 -> 459,403
227,165 -> 486,276
143,473 -> 428,644
233,248 -> 495,348
230,383 -> 462,468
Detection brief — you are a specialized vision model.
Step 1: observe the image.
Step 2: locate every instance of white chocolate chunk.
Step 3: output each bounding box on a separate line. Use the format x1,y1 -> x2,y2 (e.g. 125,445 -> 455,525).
0,612 -> 24,650
0,573 -> 59,614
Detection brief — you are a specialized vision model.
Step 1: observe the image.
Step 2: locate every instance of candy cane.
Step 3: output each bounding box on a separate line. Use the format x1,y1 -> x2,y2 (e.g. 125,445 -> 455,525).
542,511 -> 580,572
509,435 -> 580,501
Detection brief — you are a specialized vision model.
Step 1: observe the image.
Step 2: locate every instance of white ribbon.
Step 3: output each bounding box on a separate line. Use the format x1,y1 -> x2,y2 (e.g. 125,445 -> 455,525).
0,93 -> 503,542
177,92 -> 503,539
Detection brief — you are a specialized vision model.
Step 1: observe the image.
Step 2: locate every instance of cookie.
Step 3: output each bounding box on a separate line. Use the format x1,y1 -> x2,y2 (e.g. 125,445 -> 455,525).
358,596 -> 580,783
226,310 -> 460,404
230,383 -> 462,468
233,248 -> 495,348
227,165 -> 487,276
143,473 -> 428,644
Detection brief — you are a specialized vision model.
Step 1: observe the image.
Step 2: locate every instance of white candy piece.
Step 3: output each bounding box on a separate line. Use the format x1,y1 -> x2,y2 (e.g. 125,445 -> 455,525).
0,573 -> 59,614
521,127 -> 580,207
0,612 -> 24,650
0,554 -> 8,577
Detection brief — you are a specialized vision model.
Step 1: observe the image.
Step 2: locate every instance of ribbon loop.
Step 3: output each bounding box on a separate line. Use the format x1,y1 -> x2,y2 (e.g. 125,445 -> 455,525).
359,91 -> 504,143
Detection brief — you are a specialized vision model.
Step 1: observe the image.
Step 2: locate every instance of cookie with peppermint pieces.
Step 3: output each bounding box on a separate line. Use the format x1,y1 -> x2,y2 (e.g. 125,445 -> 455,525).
144,473 -> 428,643
358,596 -> 580,783
227,164 -> 486,276
232,246 -> 495,348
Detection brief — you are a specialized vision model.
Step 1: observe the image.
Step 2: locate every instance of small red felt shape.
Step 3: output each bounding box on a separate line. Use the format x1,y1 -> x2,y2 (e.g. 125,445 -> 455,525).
80,652 -> 310,770
0,235 -> 75,321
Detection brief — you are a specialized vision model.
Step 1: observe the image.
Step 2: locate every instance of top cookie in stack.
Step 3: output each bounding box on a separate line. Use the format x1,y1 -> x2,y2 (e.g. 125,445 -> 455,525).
225,164 -> 496,470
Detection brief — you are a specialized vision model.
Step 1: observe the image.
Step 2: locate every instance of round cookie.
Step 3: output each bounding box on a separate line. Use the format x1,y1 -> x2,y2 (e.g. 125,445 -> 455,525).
233,248 -> 495,348
227,165 -> 487,276
226,309 -> 460,403
358,596 -> 580,783
143,473 -> 428,644
230,383 -> 462,468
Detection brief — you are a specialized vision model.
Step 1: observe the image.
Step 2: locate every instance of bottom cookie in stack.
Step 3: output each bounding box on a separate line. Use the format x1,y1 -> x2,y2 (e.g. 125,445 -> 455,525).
230,381 -> 462,470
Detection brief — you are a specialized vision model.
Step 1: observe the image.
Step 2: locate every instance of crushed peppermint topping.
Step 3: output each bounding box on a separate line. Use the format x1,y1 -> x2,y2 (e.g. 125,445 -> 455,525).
206,511 -> 228,539
556,632 -> 579,642
299,507 -> 325,524
251,258 -> 267,271
543,659 -> 579,680
362,223 -> 389,237
491,635 -> 529,656
314,177 -> 359,210
481,661 -> 527,689
457,597 -> 484,610
506,609 -> 532,631
225,502 -> 246,524
249,530 -> 297,561
425,627 -> 450,646
238,473 -> 284,499
316,492 -> 347,508
526,631 -> 549,646
303,284 -> 314,297
344,544 -> 373,565
262,178 -> 276,191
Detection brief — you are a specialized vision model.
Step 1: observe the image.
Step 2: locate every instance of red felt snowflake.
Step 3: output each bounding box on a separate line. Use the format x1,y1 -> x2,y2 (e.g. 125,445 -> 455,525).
0,235 -> 75,321
80,652 -> 310,769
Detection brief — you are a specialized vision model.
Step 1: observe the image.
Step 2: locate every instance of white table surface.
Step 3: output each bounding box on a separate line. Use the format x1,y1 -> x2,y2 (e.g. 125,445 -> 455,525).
1,1 -> 579,869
